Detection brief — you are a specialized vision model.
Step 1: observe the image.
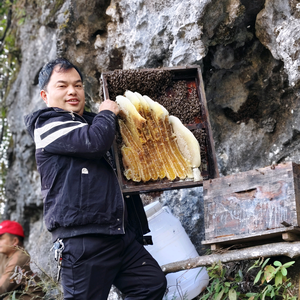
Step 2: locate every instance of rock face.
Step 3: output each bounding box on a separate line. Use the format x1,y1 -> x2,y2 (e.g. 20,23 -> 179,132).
256,0 -> 300,88
4,0 -> 300,296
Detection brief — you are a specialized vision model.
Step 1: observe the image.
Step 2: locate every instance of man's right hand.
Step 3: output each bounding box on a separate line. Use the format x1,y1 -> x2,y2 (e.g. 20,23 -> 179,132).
99,99 -> 120,116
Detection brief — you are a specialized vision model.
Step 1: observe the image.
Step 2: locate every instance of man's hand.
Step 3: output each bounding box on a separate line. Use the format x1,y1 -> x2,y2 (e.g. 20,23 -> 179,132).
99,99 -> 120,116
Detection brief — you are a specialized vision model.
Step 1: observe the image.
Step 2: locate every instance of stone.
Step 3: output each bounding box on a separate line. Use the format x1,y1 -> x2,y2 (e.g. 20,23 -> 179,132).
256,0 -> 300,88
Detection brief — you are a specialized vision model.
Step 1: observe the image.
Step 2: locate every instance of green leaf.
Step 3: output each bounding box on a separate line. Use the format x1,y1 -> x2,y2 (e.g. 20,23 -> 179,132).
254,270 -> 262,285
201,293 -> 210,300
264,265 -> 276,282
195,267 -> 205,281
273,261 -> 282,267
261,258 -> 270,269
224,282 -> 231,287
215,289 -> 225,300
221,268 -> 226,277
261,286 -> 270,300
267,284 -> 273,292
246,293 -> 257,297
270,289 -> 275,298
228,288 -> 237,300
281,267 -> 287,276
214,279 -> 220,292
282,261 -> 295,268
248,259 -> 260,272
274,271 -> 282,286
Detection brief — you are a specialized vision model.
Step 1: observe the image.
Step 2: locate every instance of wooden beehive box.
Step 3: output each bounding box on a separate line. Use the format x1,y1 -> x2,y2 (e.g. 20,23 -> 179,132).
202,161 -> 300,249
101,66 -> 219,194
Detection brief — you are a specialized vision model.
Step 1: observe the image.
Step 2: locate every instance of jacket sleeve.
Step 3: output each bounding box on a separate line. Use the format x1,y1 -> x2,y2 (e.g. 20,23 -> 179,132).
34,110 -> 117,159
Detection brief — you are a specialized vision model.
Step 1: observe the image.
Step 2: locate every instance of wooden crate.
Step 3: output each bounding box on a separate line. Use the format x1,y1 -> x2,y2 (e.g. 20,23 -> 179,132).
202,162 -> 300,250
101,66 -> 219,194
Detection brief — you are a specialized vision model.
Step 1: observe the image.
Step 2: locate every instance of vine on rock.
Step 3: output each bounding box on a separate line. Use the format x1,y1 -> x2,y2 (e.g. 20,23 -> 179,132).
0,0 -> 22,210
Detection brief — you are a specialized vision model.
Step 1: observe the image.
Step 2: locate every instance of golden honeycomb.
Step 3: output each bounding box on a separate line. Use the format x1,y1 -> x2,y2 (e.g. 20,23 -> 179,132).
116,91 -> 202,183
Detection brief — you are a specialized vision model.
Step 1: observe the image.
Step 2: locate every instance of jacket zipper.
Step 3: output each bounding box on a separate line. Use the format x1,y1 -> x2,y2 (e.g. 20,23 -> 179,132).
55,108 -> 88,123
103,147 -> 125,234
116,177 -> 126,234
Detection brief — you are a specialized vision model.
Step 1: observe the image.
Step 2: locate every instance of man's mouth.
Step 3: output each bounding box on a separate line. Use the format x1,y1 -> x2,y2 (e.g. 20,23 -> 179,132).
66,99 -> 79,104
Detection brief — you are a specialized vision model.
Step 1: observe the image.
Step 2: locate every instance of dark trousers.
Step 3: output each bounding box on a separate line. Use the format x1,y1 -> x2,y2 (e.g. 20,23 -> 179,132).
61,227 -> 167,300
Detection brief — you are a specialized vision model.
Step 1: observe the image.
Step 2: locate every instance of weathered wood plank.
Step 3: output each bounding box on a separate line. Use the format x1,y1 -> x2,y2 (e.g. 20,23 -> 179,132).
202,226 -> 300,245
203,162 -> 300,244
203,162 -> 295,198
210,244 -> 222,251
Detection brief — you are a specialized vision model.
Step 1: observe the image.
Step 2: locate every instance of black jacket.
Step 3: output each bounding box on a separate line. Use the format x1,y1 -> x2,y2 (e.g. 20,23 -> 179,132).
25,107 -> 150,243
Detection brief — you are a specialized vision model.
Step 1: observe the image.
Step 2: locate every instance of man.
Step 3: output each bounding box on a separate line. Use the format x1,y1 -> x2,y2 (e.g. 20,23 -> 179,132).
0,220 -> 45,299
25,58 -> 167,300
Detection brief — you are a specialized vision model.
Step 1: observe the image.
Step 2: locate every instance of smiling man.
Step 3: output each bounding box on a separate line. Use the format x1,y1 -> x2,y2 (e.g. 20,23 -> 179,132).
0,220 -> 45,300
40,66 -> 86,115
24,58 -> 166,300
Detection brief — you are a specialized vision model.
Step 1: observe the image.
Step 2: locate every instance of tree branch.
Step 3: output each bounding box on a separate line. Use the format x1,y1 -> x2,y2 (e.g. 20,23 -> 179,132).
161,241 -> 300,274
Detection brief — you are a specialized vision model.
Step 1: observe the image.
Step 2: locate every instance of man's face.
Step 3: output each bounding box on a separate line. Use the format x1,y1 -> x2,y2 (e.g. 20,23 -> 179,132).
0,233 -> 16,257
40,66 -> 86,116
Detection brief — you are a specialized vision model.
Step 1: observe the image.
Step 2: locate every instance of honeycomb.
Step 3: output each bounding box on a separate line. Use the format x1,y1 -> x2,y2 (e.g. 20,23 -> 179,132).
116,91 -> 202,182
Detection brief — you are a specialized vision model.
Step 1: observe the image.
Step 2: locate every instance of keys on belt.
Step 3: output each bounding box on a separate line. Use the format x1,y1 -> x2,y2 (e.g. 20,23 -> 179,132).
50,238 -> 64,281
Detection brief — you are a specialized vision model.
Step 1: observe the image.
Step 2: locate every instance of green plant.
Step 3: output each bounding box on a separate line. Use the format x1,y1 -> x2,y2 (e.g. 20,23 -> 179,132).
199,258 -> 296,300
246,258 -> 296,300
199,260 -> 242,300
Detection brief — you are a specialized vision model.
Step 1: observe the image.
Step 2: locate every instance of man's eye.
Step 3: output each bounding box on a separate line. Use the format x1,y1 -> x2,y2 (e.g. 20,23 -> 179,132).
76,85 -> 82,88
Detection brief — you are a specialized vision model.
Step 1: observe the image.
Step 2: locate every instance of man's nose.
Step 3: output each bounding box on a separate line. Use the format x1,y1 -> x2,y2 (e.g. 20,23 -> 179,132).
68,85 -> 77,95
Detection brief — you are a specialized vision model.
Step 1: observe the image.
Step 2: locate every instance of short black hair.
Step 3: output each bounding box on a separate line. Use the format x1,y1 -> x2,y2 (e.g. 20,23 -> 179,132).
38,57 -> 83,90
7,233 -> 24,246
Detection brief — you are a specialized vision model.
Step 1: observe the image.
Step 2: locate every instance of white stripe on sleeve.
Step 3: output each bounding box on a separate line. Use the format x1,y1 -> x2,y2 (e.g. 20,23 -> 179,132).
34,121 -> 88,149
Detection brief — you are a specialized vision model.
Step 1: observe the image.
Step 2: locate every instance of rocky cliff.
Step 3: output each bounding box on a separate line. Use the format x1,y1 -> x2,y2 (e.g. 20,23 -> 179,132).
3,0 -> 300,297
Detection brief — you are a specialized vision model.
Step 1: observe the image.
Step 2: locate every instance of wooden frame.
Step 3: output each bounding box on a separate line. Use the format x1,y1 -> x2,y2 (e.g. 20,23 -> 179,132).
202,162 -> 300,249
101,66 -> 219,194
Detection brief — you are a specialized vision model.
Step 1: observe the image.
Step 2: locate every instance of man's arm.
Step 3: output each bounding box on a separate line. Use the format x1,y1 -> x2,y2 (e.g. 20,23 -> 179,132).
34,100 -> 120,160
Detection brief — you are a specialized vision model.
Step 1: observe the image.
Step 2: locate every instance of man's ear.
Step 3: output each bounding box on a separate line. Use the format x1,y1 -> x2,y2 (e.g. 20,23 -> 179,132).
41,90 -> 48,105
12,236 -> 19,247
